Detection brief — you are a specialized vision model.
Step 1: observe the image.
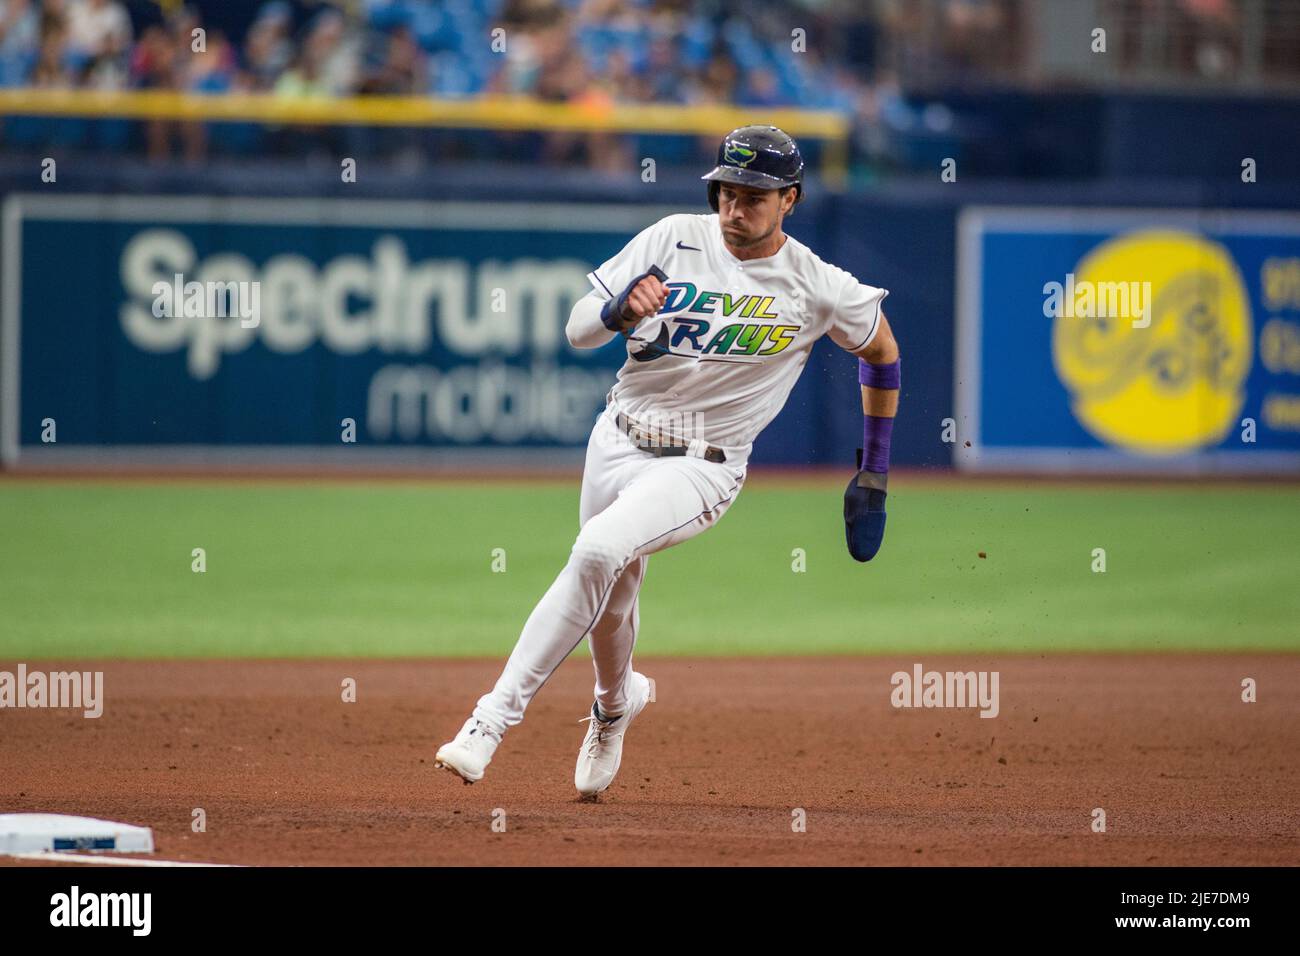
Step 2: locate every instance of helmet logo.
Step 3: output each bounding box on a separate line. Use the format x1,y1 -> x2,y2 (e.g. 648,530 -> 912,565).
724,143 -> 757,167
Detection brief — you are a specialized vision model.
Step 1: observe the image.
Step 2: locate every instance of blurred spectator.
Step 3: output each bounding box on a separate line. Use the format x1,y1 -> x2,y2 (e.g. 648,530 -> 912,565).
311,7 -> 360,95
66,0 -> 128,54
0,0 -> 40,86
31,3 -> 70,88
358,24 -> 425,94
275,46 -> 329,97
243,1 -> 293,91
1175,0 -> 1241,79
129,23 -> 175,90
188,29 -> 235,94
275,8 -> 360,98
129,8 -> 230,164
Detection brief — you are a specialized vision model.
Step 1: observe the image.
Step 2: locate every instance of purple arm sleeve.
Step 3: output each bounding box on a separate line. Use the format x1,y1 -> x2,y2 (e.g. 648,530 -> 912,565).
858,358 -> 900,474
858,357 -> 900,389
862,416 -> 894,474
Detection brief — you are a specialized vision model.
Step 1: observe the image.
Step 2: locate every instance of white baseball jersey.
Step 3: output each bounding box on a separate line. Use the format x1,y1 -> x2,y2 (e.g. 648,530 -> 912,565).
585,212 -> 888,461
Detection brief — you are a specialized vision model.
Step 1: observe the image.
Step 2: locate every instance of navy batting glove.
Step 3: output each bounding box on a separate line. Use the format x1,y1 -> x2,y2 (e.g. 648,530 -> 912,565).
844,451 -> 888,562
601,265 -> 669,333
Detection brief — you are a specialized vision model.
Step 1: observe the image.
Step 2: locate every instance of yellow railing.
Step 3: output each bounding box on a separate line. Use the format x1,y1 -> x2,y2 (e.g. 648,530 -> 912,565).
0,89 -> 850,186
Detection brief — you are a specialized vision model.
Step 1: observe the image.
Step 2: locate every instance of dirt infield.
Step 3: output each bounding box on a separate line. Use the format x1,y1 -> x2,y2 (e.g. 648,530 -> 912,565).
2,655 -> 1298,866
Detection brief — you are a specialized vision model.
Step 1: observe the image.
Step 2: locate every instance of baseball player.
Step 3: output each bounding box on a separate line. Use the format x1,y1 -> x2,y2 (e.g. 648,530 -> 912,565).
435,125 -> 900,796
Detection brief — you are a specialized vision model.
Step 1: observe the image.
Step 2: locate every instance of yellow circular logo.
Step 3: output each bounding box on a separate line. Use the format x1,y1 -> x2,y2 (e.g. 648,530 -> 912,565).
1052,229 -> 1252,455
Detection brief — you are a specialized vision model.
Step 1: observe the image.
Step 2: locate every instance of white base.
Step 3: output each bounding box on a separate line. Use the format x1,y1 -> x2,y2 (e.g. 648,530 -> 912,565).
0,814 -> 155,854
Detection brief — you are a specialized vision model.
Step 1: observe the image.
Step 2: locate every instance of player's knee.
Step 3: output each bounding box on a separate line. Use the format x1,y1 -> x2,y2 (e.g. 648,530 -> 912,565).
569,534 -> 630,582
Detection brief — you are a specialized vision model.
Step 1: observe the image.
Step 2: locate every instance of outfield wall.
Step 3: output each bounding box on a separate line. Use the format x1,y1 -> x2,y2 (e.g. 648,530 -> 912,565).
2,161 -> 1298,473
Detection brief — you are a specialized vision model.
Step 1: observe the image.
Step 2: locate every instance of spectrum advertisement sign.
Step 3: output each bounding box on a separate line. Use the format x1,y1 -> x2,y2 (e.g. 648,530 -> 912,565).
955,207 -> 1300,473
2,196 -> 695,464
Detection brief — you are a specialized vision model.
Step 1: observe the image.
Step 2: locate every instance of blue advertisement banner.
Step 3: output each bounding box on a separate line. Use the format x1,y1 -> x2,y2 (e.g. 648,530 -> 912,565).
1,196 -> 703,465
955,207 -> 1300,473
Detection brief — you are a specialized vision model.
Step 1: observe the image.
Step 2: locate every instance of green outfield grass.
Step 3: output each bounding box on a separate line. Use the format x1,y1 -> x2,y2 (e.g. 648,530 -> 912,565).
0,478 -> 1297,658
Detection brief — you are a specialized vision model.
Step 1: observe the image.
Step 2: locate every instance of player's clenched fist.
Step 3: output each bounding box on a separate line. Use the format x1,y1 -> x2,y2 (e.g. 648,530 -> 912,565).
625,273 -> 669,320
601,265 -> 670,333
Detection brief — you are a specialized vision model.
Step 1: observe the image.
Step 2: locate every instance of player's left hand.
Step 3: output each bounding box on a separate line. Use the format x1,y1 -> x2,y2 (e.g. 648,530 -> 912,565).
844,466 -> 887,562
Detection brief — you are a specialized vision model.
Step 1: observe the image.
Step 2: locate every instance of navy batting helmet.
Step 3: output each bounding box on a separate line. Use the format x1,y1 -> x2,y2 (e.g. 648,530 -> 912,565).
701,125 -> 804,212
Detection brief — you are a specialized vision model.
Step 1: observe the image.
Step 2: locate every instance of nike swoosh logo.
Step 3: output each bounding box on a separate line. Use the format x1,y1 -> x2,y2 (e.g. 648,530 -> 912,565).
675,241 -> 701,251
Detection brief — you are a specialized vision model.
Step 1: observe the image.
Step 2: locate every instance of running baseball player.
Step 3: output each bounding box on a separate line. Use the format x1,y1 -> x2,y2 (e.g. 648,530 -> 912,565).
435,125 -> 900,796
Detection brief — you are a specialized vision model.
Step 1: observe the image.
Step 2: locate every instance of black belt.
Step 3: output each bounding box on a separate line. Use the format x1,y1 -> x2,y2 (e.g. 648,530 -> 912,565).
610,407 -> 727,464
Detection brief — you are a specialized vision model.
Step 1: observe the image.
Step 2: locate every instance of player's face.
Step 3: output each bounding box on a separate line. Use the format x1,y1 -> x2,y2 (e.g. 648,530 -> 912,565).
717,183 -> 793,248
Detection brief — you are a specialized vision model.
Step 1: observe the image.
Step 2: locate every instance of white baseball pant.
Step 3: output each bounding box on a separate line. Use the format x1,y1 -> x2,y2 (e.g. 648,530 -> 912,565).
471,405 -> 746,733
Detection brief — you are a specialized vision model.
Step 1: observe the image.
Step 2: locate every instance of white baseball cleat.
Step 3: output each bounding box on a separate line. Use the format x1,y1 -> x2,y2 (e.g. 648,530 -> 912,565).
435,716 -> 503,784
574,671 -> 653,797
